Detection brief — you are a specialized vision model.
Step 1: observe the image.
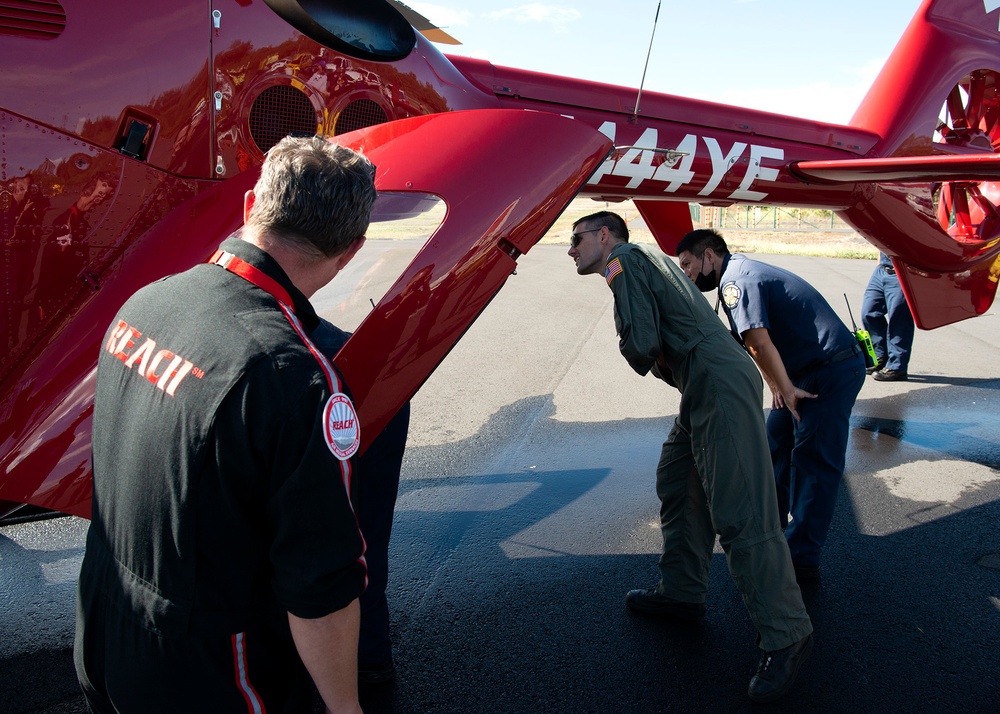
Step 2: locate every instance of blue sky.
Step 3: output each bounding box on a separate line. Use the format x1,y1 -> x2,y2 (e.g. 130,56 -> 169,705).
410,0 -> 923,125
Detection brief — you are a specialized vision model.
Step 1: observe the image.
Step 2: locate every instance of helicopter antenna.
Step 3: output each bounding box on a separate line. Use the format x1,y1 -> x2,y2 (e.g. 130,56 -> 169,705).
632,0 -> 662,121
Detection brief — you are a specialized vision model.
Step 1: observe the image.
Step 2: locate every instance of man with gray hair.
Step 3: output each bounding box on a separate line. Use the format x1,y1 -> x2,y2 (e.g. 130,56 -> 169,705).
75,136 -> 376,713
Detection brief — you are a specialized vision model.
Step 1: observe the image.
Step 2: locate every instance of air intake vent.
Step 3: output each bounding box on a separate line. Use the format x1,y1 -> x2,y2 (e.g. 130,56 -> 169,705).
248,85 -> 317,154
334,99 -> 389,136
0,0 -> 66,39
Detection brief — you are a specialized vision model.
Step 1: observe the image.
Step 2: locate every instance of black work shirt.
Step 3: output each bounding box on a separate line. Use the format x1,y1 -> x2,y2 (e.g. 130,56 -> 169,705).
84,236 -> 366,638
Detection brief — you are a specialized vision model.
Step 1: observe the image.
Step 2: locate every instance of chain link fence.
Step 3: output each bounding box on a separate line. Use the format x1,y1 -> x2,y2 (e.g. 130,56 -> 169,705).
696,204 -> 855,232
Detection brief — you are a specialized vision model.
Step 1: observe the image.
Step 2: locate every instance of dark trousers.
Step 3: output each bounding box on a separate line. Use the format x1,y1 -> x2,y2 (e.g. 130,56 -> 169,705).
767,353 -> 865,567
354,403 -> 410,667
654,337 -> 812,651
861,266 -> 914,372
310,319 -> 410,667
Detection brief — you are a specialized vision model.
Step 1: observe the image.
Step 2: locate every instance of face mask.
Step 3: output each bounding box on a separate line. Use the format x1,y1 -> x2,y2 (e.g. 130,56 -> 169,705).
694,260 -> 719,292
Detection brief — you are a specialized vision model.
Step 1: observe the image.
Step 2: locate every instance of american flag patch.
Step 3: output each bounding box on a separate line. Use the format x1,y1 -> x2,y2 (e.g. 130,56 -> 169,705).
605,257 -> 623,285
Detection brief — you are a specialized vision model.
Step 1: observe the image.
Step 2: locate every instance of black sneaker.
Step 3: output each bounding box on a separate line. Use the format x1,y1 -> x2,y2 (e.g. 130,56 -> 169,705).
873,369 -> 907,382
748,634 -> 813,703
866,359 -> 885,375
624,588 -> 705,620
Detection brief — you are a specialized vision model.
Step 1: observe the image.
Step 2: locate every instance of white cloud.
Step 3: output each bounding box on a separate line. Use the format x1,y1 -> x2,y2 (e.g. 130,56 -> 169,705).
708,81 -> 868,124
699,55 -> 889,125
487,4 -> 581,32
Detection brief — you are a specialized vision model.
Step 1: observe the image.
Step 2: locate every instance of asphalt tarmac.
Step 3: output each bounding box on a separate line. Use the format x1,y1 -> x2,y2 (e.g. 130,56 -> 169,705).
2,243 -> 998,713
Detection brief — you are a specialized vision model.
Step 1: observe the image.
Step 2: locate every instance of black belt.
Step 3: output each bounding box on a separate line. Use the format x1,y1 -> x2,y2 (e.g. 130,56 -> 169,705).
830,344 -> 861,364
882,265 -> 896,276
792,344 -> 860,378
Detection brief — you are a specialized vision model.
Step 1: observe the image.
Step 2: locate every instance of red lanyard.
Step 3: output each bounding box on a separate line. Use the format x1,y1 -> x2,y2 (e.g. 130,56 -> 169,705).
210,248 -> 366,572
209,248 -> 362,467
209,249 -> 345,397
210,250 -> 294,307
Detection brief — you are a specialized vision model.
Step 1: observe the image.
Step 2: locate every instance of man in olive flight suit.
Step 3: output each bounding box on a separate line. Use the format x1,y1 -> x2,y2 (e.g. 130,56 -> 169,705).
567,211 -> 813,704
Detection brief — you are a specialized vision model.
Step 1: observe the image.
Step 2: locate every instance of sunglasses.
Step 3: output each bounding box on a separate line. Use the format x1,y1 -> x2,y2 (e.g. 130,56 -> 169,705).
570,228 -> 601,247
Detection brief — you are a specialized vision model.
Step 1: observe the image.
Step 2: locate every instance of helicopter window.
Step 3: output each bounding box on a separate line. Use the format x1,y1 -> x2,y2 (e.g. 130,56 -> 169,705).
316,192 -> 445,331
262,0 -> 415,62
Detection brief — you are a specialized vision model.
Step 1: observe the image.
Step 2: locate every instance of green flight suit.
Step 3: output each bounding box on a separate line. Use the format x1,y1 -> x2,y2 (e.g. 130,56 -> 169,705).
606,242 -> 812,651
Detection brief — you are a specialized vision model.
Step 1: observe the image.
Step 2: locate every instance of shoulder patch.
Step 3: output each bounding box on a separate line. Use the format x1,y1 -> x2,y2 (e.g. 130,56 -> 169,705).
721,281 -> 741,310
323,392 -> 361,461
606,257 -> 623,286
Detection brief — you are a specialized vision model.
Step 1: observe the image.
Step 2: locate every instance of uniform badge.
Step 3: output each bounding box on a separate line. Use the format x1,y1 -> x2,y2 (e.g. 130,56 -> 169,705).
323,393 -> 361,461
606,257 -> 623,285
721,282 -> 741,310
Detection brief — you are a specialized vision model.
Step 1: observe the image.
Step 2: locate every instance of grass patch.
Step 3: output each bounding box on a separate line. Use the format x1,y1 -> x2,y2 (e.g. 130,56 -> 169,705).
367,197 -> 878,260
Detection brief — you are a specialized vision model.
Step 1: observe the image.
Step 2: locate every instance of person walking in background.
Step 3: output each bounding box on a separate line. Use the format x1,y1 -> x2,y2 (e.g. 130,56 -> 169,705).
862,252 -> 914,382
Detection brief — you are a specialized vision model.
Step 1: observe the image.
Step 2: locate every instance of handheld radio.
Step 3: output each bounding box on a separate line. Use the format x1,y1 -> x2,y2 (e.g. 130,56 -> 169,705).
844,294 -> 877,369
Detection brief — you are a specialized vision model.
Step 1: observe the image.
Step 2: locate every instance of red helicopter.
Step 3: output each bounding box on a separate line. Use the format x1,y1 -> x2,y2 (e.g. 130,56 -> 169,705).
2,0 -> 1000,522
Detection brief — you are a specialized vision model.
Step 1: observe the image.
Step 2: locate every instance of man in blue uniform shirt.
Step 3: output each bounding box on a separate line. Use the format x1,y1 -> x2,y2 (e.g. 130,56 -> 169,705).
862,252 -> 914,381
676,229 -> 865,580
